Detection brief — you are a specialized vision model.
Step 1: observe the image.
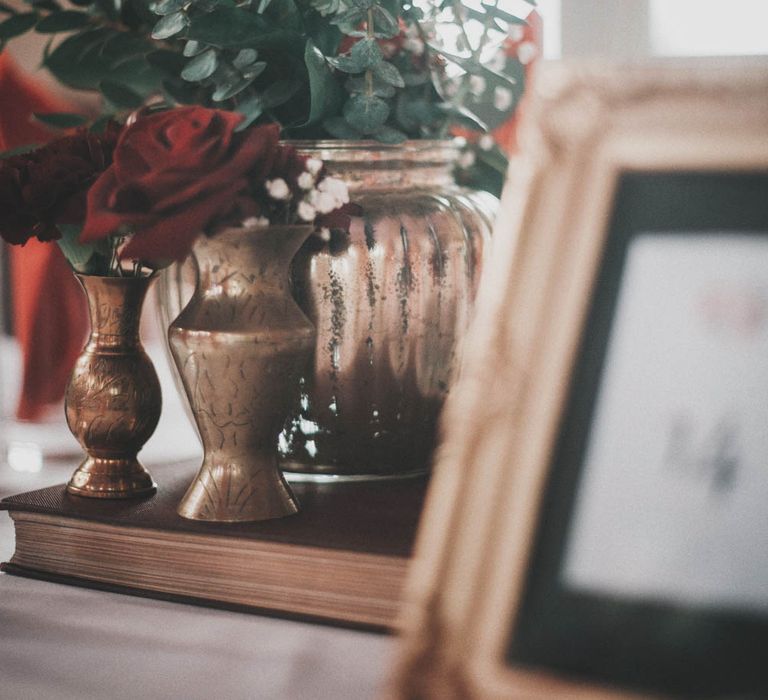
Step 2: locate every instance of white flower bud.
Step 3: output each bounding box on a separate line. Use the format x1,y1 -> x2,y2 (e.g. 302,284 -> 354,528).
494,86 -> 514,112
314,191 -> 338,214
458,150 -> 475,169
403,37 -> 425,56
318,227 -> 331,242
266,178 -> 290,200
297,171 -> 315,190
297,200 -> 317,222
517,40 -> 537,65
478,134 -> 495,151
318,176 -> 349,205
306,158 -> 323,176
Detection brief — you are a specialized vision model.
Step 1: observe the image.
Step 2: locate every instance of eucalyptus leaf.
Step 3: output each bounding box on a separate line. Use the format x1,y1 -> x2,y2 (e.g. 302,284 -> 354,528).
100,80 -> 144,108
33,111 -> 88,128
343,93 -> 388,133
57,224 -> 112,275
146,49 -> 187,75
373,60 -> 403,87
212,73 -> 258,101
233,48 -> 258,70
256,0 -> 272,12
150,0 -> 185,15
303,39 -> 343,125
327,54 -> 364,73
330,7 -> 365,28
322,115 -> 361,139
345,74 -> 394,98
480,3 -> 527,25
162,77 -> 200,104
183,39 -> 205,56
181,48 -> 218,81
370,5 -> 398,38
234,94 -> 264,129
186,7 -> 297,49
0,2 -> 17,14
350,38 -> 382,70
1,143 -> 39,159
89,114 -> 115,133
240,60 -> 265,79
151,10 -> 188,40
0,12 -> 37,40
372,124 -> 406,144
35,10 -> 90,33
29,0 -> 59,12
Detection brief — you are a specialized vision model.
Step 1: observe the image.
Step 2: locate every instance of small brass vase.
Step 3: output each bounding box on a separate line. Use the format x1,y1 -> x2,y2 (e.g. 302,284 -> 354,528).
169,225 -> 314,522
65,274 -> 160,498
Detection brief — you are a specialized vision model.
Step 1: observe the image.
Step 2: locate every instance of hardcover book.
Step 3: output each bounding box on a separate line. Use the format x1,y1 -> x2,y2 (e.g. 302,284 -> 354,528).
0,461 -> 427,631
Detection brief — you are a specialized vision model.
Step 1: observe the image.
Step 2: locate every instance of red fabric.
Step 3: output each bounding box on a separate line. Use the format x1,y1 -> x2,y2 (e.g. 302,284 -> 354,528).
493,10 -> 543,155
0,52 -> 88,420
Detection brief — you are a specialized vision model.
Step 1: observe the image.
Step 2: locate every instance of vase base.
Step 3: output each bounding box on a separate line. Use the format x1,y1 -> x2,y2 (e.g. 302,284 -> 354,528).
66,456 -> 157,499
281,462 -> 429,483
176,463 -> 300,523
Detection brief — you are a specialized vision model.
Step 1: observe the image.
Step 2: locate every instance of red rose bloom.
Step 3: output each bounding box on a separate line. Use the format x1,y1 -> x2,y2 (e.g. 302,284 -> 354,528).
81,108 -> 280,261
0,124 -> 120,246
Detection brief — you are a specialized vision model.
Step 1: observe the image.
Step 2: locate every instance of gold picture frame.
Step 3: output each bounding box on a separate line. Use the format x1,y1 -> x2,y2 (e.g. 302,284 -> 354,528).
391,59 -> 768,700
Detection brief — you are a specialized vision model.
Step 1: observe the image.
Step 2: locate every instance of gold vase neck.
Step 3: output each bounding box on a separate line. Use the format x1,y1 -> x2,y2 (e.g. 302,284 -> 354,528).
77,274 -> 154,349
288,139 -> 459,192
193,225 -> 313,293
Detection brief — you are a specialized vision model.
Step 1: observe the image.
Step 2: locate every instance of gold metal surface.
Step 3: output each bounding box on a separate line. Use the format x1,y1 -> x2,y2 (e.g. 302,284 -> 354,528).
170,225 -> 314,522
159,141 -> 497,479
65,274 -> 160,499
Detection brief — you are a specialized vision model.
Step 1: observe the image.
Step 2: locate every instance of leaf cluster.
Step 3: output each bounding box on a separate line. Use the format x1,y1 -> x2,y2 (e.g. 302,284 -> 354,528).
0,0 -> 535,146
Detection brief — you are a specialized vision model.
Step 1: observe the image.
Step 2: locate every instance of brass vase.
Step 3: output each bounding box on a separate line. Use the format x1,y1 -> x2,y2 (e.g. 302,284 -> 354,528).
65,274 -> 160,498
160,141 -> 496,479
169,225 -> 314,522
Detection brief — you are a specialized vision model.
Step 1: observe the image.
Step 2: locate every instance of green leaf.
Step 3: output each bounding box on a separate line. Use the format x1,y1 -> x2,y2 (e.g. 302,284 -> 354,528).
151,10 -> 188,40
0,2 -> 18,15
261,77 -> 301,107
240,60 -> 265,79
181,48 -> 218,81
233,48 -> 258,70
146,49 -> 187,75
33,111 -> 88,128
345,74 -> 394,98
303,39 -> 343,126
162,77 -> 199,104
234,94 -> 264,129
29,0 -> 59,12
343,93 -> 388,133
327,53 -> 364,73
1,143 -> 39,159
372,125 -> 406,144
322,115 -> 361,139
0,12 -> 37,40
150,0 -> 186,15
350,37 -> 382,70
373,60 -> 403,87
57,224 -> 112,275
256,0 -> 272,12
35,10 -> 90,33
183,39 -> 205,56
100,80 -> 144,109
330,7 -> 365,29
212,72 -> 260,101
480,3 -> 527,25
371,5 -> 398,38
89,114 -> 115,133
186,7 -> 298,49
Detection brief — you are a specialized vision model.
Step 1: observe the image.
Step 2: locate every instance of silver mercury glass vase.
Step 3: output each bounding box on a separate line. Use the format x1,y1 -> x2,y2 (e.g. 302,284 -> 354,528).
159,140 -> 497,480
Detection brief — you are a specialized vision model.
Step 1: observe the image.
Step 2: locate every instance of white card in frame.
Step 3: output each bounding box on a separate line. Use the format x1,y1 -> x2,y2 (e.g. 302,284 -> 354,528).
390,58 -> 768,700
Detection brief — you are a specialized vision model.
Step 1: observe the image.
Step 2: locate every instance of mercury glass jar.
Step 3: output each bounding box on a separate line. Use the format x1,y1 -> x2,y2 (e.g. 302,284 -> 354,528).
159,140 -> 496,480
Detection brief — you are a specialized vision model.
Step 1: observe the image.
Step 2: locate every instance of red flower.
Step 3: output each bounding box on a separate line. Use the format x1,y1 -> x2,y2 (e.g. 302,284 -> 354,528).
81,108 -> 281,261
0,124 -> 120,246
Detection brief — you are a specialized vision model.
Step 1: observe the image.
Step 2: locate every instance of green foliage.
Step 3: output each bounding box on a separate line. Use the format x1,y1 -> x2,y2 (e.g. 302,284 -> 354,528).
33,111 -> 89,128
1,0 -> 532,150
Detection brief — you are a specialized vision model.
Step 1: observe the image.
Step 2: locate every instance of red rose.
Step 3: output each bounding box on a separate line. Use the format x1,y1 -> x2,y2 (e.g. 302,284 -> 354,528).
0,124 -> 120,246
81,108 -> 280,261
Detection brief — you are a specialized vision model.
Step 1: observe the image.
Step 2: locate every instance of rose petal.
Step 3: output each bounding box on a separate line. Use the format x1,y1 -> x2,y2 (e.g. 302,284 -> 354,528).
121,184 -> 241,262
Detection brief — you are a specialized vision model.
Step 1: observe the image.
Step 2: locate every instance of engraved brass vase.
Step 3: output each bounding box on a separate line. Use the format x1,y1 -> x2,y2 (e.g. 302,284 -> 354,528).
169,225 -> 314,522
65,274 -> 160,498
160,141 -> 497,479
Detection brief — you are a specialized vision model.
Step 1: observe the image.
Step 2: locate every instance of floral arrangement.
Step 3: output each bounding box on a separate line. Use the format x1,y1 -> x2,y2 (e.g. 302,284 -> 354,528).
0,0 -> 538,192
0,106 -> 355,274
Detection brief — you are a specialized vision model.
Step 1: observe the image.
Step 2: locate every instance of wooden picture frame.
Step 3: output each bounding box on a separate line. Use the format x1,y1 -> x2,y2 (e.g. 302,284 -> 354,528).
391,59 -> 768,699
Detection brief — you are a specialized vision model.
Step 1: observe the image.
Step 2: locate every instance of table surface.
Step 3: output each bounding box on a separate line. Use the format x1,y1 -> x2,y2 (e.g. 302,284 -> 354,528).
0,460 -> 395,700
